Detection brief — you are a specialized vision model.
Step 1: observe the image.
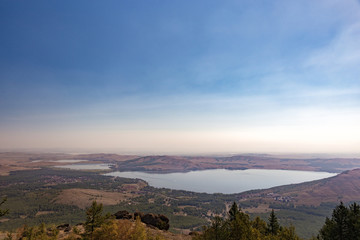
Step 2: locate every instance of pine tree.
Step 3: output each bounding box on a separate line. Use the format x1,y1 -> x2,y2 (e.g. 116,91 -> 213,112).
84,201 -> 105,240
333,202 -> 348,239
194,202 -> 301,240
267,209 -> 280,235
229,202 -> 239,221
347,202 -> 360,240
211,216 -> 229,240
227,202 -> 253,240
319,202 -> 360,240
252,216 -> 267,235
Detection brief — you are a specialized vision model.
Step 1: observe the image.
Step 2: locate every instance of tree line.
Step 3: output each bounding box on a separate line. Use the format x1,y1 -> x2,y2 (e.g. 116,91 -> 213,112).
193,202 -> 300,240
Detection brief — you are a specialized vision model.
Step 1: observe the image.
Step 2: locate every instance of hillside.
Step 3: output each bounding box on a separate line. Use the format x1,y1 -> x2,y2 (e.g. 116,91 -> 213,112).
0,218 -> 191,240
114,154 -> 360,173
2,152 -> 360,176
239,168 -> 360,206
227,168 -> 360,238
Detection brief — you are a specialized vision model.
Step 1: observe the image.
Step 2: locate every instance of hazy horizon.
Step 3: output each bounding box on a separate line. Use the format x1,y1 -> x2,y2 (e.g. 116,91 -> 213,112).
1,1 -> 360,153
1,147 -> 360,159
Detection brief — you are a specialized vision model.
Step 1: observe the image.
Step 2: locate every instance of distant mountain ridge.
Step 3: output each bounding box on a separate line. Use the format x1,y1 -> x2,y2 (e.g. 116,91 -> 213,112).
112,154 -> 360,173
2,152 -> 360,175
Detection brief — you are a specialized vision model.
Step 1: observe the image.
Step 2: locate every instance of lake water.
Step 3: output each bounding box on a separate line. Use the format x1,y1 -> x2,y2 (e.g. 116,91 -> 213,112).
52,159 -> 88,163
105,169 -> 337,194
55,163 -> 112,170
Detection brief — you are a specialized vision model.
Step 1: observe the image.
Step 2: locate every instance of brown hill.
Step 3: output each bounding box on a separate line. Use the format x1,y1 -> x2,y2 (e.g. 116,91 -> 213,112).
114,154 -> 360,173
241,168 -> 360,206
2,152 -> 360,175
115,155 -> 202,172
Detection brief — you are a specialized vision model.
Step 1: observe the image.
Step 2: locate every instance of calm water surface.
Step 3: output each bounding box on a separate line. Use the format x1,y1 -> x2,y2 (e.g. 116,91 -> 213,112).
105,169 -> 337,194
56,163 -> 112,170
52,159 -> 88,163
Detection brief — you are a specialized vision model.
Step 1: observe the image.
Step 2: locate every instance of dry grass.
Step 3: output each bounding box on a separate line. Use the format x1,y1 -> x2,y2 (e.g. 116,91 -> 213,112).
0,152 -> 138,175
55,188 -> 138,209
121,181 -> 147,191
35,211 -> 55,216
243,204 -> 272,214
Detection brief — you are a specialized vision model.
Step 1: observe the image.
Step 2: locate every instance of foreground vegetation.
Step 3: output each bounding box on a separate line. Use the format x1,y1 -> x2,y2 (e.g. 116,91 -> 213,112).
318,202 -> 360,240
3,200 -> 360,240
1,200 -> 168,240
193,202 -> 300,240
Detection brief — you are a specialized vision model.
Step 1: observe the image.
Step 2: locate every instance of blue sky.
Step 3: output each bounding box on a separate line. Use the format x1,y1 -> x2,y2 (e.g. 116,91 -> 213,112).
1,0 -> 360,153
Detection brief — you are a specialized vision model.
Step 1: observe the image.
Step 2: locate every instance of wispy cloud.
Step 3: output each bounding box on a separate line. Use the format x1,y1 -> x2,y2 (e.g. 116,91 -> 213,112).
305,24 -> 360,70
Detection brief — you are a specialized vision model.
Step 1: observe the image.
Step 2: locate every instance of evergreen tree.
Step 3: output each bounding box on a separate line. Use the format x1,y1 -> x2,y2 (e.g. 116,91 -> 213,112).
319,202 -> 360,240
267,209 -> 280,235
279,225 -> 301,240
252,216 -> 267,236
230,209 -> 252,240
84,201 -> 105,240
210,216 -> 229,240
347,202 -> 360,240
195,216 -> 229,240
229,202 -> 239,221
227,202 -> 251,240
331,202 -> 349,239
193,204 -> 302,240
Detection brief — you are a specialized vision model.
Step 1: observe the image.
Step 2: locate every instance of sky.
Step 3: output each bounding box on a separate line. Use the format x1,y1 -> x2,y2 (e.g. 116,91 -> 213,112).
0,0 -> 360,154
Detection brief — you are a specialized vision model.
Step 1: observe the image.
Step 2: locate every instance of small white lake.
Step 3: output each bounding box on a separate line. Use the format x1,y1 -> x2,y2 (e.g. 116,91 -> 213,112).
52,159 -> 88,163
105,169 -> 337,194
55,163 -> 112,170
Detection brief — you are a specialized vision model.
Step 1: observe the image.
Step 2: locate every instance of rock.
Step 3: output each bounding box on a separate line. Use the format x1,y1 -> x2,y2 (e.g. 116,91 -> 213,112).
57,223 -> 71,232
114,210 -> 132,219
113,210 -> 170,230
141,213 -> 170,230
158,214 -> 169,223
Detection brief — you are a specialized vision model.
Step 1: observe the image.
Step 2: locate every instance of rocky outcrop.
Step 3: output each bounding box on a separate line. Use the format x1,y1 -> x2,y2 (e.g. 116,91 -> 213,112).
114,210 -> 170,230
142,213 -> 169,230
114,210 -> 132,219
56,223 -> 71,232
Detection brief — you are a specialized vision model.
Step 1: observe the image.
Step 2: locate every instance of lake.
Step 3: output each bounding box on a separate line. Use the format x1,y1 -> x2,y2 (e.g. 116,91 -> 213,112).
52,159 -> 88,163
55,163 -> 113,170
105,169 -> 337,194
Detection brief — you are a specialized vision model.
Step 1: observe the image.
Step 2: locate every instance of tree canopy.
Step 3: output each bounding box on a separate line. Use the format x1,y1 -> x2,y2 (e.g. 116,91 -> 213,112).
193,202 -> 301,240
84,201 -> 106,240
318,202 -> 360,240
